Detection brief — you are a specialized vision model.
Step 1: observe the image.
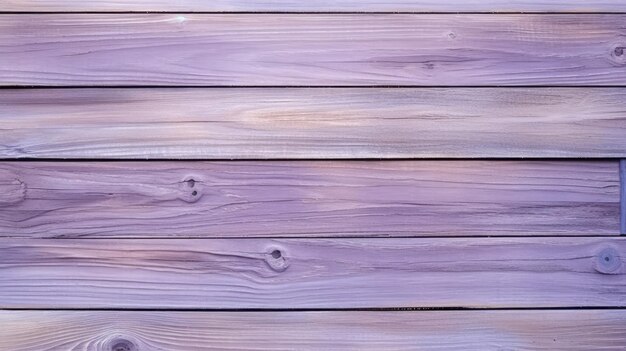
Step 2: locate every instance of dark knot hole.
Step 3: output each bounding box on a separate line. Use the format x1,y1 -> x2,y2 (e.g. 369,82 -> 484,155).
271,249 -> 282,259
111,341 -> 135,351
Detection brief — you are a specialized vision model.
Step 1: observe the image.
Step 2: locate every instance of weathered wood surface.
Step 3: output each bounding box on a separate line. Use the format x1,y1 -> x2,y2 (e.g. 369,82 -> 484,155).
5,0 -> 626,13
1,310 -> 626,351
1,238 -> 624,308
3,88 -> 626,159
0,161 -> 619,238
2,15 -> 626,86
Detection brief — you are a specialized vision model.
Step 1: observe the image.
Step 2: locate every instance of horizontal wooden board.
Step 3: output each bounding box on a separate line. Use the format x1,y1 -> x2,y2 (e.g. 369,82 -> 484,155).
5,0 -> 626,13
1,237 -> 625,308
3,88 -> 626,158
2,15 -> 626,86
1,310 -> 626,351
0,161 -> 619,238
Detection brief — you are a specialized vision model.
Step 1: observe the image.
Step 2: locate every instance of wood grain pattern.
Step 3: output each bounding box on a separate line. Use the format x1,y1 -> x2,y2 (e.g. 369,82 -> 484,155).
3,88 -> 626,158
2,310 -> 626,350
2,15 -> 626,86
0,161 -> 619,238
5,0 -> 626,13
1,237 -> 625,308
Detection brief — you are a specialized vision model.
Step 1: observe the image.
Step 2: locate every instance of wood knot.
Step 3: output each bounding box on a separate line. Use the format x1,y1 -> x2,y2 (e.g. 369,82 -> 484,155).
179,176 -> 202,203
447,31 -> 456,40
108,338 -> 137,351
0,175 -> 27,207
265,246 -> 289,272
609,43 -> 626,65
594,246 -> 623,275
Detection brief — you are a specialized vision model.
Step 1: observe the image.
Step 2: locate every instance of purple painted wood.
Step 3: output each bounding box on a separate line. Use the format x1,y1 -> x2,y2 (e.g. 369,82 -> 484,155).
0,161 -> 619,238
0,237 -> 624,308
1,15 -> 626,86
2,310 -> 626,350
3,88 -> 626,158
5,0 -> 626,12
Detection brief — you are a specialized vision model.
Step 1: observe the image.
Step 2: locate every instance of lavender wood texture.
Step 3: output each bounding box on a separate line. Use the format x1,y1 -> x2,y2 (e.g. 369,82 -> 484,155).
3,88 -> 626,158
2,311 -> 626,351
0,161 -> 620,238
5,0 -> 626,12
1,237 -> 625,308
1,15 -> 626,86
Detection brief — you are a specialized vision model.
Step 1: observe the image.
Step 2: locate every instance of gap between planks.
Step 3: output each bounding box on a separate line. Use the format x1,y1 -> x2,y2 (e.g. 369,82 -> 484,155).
619,159 -> 626,235
2,306 -> 626,312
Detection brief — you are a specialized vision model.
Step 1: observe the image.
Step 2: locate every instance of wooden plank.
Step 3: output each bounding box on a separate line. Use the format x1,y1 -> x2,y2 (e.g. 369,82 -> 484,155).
5,0 -> 626,13
0,161 -> 619,238
1,310 -> 626,351
1,237 -> 625,308
2,15 -> 626,86
3,88 -> 626,159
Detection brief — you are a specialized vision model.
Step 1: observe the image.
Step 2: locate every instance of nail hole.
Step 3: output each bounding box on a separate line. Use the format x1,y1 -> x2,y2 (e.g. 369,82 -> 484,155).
605,255 -> 611,262
179,178 -> 201,203
271,249 -> 282,259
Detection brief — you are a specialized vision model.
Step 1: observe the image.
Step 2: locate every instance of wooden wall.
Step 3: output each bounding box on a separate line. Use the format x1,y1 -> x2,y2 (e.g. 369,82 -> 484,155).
1,1 -> 625,350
